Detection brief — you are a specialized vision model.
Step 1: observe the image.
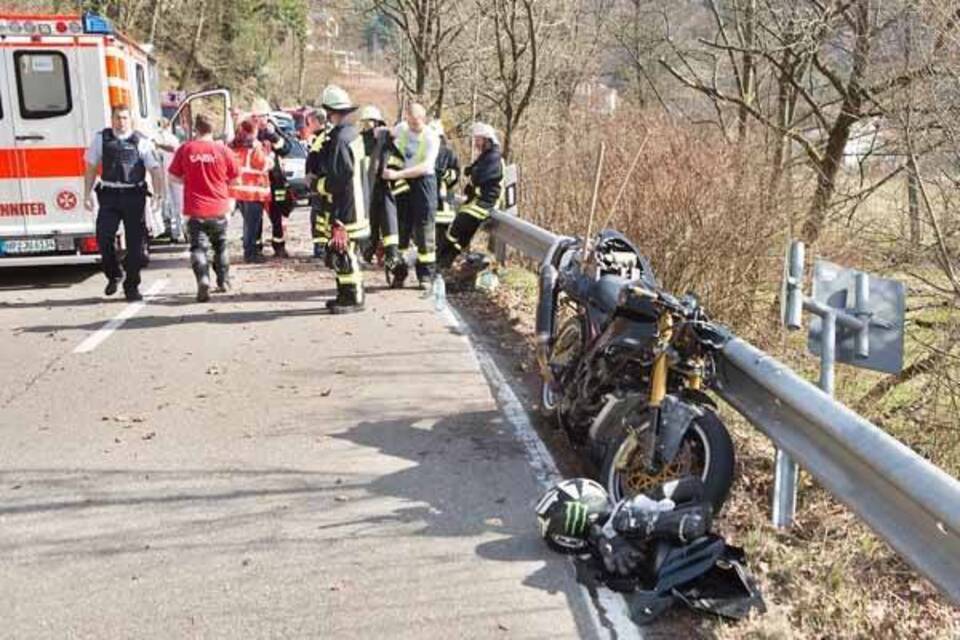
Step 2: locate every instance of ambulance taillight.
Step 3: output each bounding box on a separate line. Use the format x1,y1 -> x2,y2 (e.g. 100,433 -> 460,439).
78,237 -> 99,254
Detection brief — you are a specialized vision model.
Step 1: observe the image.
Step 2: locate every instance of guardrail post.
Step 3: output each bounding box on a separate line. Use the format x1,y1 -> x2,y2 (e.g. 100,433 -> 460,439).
774,240 -> 806,529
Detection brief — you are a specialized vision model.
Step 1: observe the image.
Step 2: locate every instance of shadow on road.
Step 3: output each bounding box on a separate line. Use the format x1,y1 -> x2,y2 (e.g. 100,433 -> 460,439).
17,305 -> 334,332
0,264 -> 99,292
1,287 -> 337,310
329,411 -> 607,638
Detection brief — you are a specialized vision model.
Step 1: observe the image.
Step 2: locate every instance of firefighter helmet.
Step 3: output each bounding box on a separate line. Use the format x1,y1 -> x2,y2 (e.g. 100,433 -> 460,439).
471,121 -> 499,146
359,105 -> 384,124
536,478 -> 611,553
321,85 -> 356,112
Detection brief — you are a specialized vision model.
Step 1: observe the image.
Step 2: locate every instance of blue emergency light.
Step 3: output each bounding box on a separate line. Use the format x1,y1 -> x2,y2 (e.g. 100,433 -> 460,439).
82,12 -> 113,35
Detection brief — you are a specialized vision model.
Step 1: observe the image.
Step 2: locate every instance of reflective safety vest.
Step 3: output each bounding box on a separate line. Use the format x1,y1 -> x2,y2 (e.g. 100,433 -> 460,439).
229,145 -> 271,203
396,127 -> 428,166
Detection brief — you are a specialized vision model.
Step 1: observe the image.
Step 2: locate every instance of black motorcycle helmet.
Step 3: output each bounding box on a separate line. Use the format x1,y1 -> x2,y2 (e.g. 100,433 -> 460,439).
536,478 -> 611,553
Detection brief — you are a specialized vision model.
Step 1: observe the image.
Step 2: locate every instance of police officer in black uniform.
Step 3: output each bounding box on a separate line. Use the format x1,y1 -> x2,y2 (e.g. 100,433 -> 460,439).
83,104 -> 165,301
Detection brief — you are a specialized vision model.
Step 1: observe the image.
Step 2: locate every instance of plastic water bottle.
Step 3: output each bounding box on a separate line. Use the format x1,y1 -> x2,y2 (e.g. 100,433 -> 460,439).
433,274 -> 447,312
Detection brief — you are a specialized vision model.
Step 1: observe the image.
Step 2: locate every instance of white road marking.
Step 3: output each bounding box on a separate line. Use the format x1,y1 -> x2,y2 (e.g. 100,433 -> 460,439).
441,305 -> 644,640
73,278 -> 170,354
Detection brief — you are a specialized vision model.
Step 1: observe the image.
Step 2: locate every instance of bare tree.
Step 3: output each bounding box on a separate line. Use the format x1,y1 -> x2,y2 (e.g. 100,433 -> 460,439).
476,0 -> 541,159
372,0 -> 469,110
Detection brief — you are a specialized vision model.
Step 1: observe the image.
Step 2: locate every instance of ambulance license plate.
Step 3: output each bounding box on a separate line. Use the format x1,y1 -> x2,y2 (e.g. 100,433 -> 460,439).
1,238 -> 57,255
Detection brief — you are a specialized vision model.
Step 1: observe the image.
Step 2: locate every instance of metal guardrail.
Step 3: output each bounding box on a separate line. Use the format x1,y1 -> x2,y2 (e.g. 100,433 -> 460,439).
486,210 -> 960,604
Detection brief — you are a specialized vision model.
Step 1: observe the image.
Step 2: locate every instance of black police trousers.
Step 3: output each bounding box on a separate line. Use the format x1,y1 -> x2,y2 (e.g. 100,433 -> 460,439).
96,187 -> 146,291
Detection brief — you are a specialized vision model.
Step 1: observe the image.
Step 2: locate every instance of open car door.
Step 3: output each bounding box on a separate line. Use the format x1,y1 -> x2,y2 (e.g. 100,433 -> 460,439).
168,89 -> 233,144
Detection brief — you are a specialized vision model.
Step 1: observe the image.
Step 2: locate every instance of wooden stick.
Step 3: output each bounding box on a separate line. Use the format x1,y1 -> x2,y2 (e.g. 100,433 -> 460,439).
584,141 -> 606,252
601,133 -> 650,231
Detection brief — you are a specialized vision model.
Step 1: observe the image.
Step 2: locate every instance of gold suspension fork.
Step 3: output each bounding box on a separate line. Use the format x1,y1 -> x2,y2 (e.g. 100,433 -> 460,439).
649,312 -> 674,407
614,310 -> 674,474
688,357 -> 704,391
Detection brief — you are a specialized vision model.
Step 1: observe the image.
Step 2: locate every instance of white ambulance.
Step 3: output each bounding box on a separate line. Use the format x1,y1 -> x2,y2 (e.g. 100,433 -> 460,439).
0,11 -> 231,267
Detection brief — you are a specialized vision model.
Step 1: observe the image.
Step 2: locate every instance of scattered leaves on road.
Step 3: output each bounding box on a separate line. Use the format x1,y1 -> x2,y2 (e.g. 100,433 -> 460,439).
141,432 -> 157,441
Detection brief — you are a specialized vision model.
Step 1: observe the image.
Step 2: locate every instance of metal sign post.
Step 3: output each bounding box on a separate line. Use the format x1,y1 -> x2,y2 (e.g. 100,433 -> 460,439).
776,240 -> 905,528
491,164 -> 519,264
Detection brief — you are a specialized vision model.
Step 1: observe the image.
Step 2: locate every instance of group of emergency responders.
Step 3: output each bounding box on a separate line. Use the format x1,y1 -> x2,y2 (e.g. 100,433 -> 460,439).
297,85 -> 505,313
84,84 -> 503,313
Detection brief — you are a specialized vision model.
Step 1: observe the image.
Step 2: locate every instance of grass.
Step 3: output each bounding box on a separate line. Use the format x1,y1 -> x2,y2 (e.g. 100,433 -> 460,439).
457,260 -> 960,639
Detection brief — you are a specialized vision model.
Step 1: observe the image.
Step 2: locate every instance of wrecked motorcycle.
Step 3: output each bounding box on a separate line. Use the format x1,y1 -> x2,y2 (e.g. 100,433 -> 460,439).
536,230 -> 735,511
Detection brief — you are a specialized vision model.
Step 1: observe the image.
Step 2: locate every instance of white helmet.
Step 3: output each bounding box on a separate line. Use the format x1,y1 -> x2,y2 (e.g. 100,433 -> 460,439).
321,85 -> 356,112
471,121 -> 499,146
250,97 -> 271,116
359,105 -> 384,124
429,119 -> 445,137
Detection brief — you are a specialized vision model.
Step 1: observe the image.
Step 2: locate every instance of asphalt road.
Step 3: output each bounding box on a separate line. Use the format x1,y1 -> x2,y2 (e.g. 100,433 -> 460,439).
0,212 -> 641,639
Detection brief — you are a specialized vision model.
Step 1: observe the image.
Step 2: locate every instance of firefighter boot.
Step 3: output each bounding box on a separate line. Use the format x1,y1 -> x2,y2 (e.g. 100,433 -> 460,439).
326,283 -> 364,314
272,240 -> 289,259
385,247 -> 408,289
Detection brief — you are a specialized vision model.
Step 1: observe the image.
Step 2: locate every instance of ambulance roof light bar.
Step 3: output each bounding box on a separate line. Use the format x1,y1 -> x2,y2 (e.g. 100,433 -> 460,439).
82,12 -> 114,35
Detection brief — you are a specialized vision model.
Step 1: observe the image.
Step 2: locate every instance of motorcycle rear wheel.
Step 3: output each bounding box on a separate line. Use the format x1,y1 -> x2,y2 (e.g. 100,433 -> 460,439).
601,408 -> 735,513
539,314 -> 585,420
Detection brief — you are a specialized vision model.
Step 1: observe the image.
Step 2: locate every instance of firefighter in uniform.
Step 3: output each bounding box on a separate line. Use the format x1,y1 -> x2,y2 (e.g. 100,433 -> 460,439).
383,102 -> 440,290
430,119 -> 460,255
83,104 -> 165,301
357,105 -> 408,284
251,97 -> 292,258
318,85 -> 369,314
306,113 -> 332,259
439,122 -> 505,269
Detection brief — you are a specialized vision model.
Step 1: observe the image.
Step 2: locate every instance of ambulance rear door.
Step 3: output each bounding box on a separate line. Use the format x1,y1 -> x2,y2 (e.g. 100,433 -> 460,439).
0,45 -> 25,239
10,38 -> 90,243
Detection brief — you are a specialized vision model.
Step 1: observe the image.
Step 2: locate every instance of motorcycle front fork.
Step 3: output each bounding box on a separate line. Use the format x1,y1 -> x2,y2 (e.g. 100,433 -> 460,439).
615,313 -> 674,475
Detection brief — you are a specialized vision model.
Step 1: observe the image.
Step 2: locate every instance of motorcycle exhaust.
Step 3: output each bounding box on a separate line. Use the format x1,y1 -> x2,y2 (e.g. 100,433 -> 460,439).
536,263 -> 559,380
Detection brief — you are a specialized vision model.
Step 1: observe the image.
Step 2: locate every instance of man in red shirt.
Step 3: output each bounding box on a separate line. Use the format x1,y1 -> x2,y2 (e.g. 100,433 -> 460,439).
168,114 -> 240,302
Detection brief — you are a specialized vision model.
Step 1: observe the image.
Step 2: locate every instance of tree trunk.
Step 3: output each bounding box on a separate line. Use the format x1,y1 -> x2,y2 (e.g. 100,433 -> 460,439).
296,36 -> 306,103
802,109 -> 857,244
736,0 -> 756,144
801,0 -> 870,244
908,168 -> 922,247
178,0 -> 207,91
148,0 -> 163,43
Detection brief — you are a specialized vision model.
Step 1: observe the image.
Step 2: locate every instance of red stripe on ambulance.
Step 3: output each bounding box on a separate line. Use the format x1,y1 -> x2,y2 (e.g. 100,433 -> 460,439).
0,147 -> 86,179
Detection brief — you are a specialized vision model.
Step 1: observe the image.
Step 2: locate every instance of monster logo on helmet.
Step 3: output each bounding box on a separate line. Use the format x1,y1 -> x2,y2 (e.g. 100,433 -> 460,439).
536,478 -> 611,553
